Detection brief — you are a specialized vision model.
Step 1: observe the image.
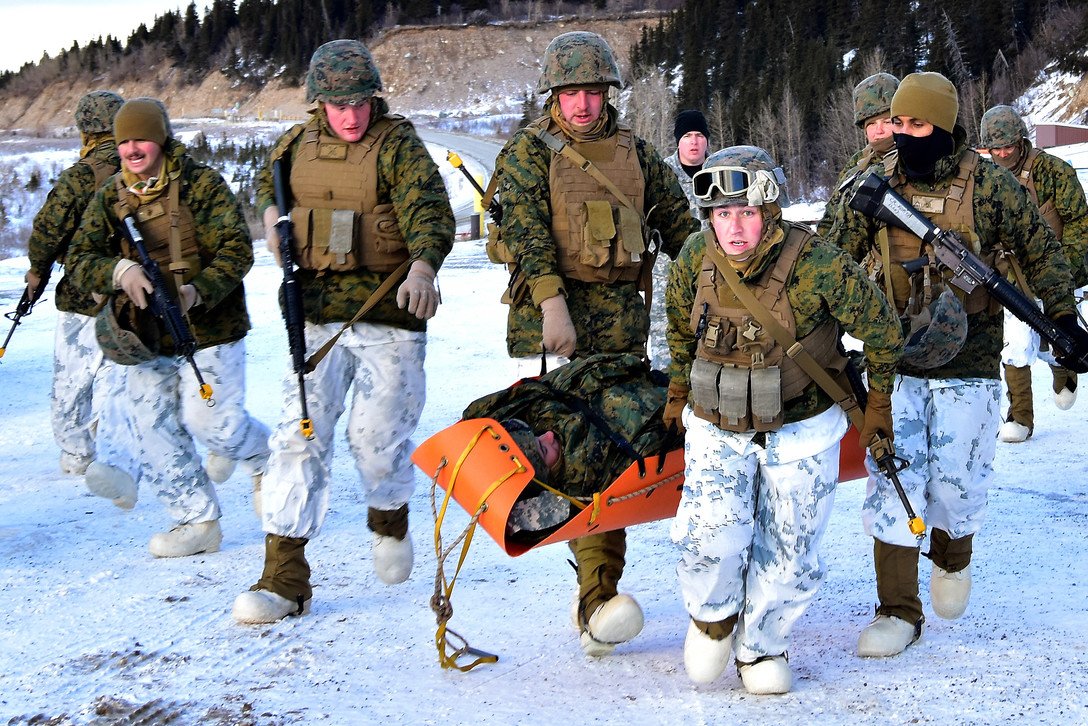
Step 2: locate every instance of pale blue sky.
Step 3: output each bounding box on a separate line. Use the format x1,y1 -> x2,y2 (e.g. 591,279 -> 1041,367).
0,1 -> 212,73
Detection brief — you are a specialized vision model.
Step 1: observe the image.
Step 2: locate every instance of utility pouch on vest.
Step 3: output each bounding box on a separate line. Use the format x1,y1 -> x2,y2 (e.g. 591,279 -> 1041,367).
363,204 -> 410,272
580,200 -> 615,271
293,206 -> 357,271
616,205 -> 646,268
750,366 -> 783,430
701,315 -> 736,353
718,365 -> 750,429
690,358 -> 722,415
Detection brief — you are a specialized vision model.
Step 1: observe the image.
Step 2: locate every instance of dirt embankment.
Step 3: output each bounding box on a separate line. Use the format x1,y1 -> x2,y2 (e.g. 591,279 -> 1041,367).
0,14 -> 668,133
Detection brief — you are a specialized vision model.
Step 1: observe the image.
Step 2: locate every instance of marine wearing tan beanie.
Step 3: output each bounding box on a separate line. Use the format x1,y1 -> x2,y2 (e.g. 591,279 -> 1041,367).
113,99 -> 169,146
890,72 -> 959,133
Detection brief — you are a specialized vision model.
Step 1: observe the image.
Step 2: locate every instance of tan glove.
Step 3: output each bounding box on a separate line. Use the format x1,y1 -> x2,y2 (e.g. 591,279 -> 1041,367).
24,269 -> 41,298
117,263 -> 154,309
858,389 -> 894,450
396,260 -> 440,320
663,382 -> 689,432
540,295 -> 576,358
264,205 -> 283,267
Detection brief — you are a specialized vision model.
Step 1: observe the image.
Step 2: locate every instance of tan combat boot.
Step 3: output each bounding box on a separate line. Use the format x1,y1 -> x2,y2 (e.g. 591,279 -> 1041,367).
999,364 -> 1034,443
570,529 -> 644,657
232,534 -> 312,624
928,528 -> 973,620
857,539 -> 924,657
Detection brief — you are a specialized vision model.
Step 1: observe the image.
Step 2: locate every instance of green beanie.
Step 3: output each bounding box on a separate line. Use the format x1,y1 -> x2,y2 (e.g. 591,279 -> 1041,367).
113,99 -> 169,146
890,72 -> 959,133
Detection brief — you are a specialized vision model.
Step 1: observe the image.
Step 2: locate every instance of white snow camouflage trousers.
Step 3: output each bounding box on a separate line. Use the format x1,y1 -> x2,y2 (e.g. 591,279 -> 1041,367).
673,403 -> 847,662
125,339 -> 271,524
50,311 -> 108,461
863,375 -> 1001,546
1001,288 -> 1087,368
261,321 -> 426,540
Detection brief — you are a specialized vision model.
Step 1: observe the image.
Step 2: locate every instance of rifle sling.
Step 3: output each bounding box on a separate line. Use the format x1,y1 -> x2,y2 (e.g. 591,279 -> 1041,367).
710,252 -> 864,430
303,259 -> 412,373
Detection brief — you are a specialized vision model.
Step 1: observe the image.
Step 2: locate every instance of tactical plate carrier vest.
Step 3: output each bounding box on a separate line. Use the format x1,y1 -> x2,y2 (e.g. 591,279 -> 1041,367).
287,114 -> 410,273
689,225 -> 846,433
114,175 -> 200,298
876,150 -> 995,316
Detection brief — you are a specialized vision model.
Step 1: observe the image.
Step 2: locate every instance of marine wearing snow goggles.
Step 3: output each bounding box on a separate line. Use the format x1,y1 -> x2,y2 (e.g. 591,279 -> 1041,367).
691,165 -> 786,207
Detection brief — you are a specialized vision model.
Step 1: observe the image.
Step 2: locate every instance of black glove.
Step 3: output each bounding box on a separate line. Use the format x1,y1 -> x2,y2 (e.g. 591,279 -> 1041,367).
1053,314 -> 1088,374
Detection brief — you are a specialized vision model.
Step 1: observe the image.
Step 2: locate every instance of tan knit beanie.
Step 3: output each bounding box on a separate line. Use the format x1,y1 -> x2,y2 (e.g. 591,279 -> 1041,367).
113,99 -> 169,146
890,72 -> 959,133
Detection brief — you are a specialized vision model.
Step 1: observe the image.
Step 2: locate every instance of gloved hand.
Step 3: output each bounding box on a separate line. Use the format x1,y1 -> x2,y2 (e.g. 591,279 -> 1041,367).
858,389 -> 894,450
179,284 -> 201,312
1053,313 -> 1088,374
396,260 -> 440,320
539,295 -> 576,358
264,205 -> 283,267
663,382 -> 689,432
118,263 -> 154,309
24,269 -> 41,298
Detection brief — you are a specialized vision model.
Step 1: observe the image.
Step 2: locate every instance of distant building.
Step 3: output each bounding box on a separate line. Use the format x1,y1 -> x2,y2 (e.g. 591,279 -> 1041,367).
1034,123 -> 1088,149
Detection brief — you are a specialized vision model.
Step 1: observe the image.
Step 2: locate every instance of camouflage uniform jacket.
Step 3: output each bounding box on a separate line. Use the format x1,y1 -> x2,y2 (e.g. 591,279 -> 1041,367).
662,150 -> 704,224
497,110 -> 700,357
255,100 -> 453,332
1009,143 -> 1088,287
27,141 -> 120,315
824,127 -> 1076,380
666,223 -> 902,424
461,352 -> 670,498
68,140 -> 253,352
816,144 -> 896,238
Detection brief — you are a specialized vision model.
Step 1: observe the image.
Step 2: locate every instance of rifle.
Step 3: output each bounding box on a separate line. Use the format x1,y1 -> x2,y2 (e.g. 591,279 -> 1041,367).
0,268 -> 52,360
850,171 -> 1088,372
271,158 -> 314,439
843,358 -> 926,540
119,215 -> 214,405
446,151 -> 502,224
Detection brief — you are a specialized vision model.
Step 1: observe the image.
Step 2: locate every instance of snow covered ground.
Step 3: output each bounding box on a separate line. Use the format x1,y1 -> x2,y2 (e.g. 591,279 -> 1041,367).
1,138 -> 1087,725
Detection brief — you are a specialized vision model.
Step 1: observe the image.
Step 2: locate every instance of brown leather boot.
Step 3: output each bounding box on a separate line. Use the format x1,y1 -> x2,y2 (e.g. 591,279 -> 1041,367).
999,364 -> 1034,442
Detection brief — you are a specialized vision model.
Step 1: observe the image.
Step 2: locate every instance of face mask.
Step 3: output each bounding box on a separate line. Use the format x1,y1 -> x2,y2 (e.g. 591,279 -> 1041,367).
894,127 -> 955,179
870,134 -> 896,154
992,143 -> 1023,170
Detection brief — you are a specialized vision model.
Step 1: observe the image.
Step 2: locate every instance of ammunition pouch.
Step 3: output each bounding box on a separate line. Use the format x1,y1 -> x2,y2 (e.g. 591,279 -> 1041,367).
291,204 -> 409,273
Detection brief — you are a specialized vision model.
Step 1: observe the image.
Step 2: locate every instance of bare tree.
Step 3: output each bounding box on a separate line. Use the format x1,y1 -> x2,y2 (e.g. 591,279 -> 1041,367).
623,64 -> 677,154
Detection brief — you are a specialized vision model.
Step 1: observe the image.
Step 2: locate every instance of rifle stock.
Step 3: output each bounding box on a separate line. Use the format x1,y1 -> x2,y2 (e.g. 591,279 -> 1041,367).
119,215 -> 214,404
271,158 -> 314,439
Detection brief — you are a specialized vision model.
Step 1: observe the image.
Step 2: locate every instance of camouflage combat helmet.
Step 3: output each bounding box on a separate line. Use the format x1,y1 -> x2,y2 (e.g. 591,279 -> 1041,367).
501,418 -> 550,484
901,289 -> 968,369
306,39 -> 382,105
853,73 -> 899,127
693,145 -> 788,210
979,105 -> 1028,149
75,90 -> 124,134
536,31 -> 622,94
95,296 -> 160,366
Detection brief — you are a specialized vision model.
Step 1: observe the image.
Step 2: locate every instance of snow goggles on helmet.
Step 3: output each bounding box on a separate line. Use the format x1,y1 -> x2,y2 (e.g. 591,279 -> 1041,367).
692,166 -> 784,206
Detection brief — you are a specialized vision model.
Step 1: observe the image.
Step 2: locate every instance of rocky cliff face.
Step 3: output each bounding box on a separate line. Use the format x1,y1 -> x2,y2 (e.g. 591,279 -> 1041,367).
0,14 -> 667,133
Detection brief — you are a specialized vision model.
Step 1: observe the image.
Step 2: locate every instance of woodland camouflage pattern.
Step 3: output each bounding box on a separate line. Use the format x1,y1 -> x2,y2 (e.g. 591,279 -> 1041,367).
462,353 -> 672,502
536,31 -> 623,93
305,39 -> 382,104
853,72 -> 898,127
1007,143 -> 1088,286
68,139 -> 254,353
824,127 -> 1078,380
74,90 -> 124,134
815,145 -> 897,238
27,141 -> 120,316
256,99 -> 453,332
978,105 -> 1028,148
666,224 -> 903,422
497,109 -> 700,357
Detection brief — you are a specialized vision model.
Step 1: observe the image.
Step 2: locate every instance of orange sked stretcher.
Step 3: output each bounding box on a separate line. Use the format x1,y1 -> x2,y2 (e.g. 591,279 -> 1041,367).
413,417 -> 869,556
